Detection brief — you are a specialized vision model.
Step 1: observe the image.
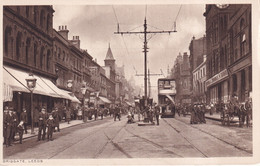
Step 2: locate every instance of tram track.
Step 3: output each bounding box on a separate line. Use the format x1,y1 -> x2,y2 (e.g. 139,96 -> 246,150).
124,126 -> 183,157
164,117 -> 252,156
48,120 -> 116,159
162,118 -> 208,157
94,122 -> 132,158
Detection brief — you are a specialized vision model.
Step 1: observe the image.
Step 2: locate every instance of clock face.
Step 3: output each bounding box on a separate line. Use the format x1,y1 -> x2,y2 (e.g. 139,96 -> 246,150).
216,4 -> 229,8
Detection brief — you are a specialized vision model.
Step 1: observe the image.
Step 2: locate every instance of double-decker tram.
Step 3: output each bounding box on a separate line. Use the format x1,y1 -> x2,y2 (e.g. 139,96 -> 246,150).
158,78 -> 176,118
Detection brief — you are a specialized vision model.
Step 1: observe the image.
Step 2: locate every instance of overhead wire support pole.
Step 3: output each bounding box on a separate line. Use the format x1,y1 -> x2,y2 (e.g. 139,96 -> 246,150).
114,17 -> 177,103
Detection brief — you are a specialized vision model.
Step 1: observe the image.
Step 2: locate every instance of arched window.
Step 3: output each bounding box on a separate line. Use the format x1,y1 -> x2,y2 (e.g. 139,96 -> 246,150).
25,38 -> 31,65
16,32 -> 22,61
26,6 -> 30,18
47,50 -> 51,70
63,51 -> 65,61
58,48 -> 61,59
34,7 -> 38,24
46,14 -> 51,32
4,26 -> 12,56
40,47 -> 45,69
40,10 -> 45,27
17,7 -> 20,14
240,18 -> 246,56
34,43 -> 38,67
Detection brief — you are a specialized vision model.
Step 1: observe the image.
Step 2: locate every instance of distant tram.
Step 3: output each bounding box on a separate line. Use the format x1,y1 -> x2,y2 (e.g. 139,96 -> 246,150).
158,78 -> 176,118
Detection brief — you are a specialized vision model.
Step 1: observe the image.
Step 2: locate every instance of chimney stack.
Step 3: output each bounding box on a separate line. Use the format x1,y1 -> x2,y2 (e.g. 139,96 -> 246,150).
58,25 -> 69,40
71,36 -> 80,49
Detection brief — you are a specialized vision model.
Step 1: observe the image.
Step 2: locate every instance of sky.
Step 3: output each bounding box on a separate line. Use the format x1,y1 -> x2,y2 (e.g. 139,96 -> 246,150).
53,4 -> 206,99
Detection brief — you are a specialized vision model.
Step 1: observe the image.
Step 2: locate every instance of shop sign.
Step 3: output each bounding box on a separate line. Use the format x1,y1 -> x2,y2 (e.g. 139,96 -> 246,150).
205,69 -> 228,88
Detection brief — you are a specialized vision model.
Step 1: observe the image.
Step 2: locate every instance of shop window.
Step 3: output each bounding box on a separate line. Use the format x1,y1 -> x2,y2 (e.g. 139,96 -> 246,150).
232,74 -> 237,94
241,70 -> 246,101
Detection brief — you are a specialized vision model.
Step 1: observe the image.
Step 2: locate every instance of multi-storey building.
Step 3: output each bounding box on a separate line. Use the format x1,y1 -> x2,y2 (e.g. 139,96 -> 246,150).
192,55 -> 207,103
204,4 -> 252,103
2,6 -> 80,124
171,52 -> 192,104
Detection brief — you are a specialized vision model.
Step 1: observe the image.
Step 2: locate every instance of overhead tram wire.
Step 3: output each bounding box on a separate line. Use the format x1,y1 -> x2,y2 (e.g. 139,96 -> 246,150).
112,5 -> 130,57
163,4 -> 182,65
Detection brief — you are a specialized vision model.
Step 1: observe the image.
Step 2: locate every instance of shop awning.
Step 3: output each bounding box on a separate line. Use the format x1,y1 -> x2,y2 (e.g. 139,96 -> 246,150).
3,83 -> 13,102
4,66 -> 69,99
98,96 -> 111,104
59,89 -> 81,104
3,66 -> 52,97
39,77 -> 72,100
3,67 -> 30,93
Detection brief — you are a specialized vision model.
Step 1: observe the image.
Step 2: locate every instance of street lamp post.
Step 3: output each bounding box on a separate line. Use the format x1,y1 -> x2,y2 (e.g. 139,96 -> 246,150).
25,73 -> 37,134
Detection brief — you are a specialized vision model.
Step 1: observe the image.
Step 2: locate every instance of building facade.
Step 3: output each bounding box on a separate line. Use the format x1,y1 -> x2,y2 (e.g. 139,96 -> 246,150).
204,4 -> 252,103
3,6 -> 59,123
192,55 -> 207,103
171,52 -> 192,104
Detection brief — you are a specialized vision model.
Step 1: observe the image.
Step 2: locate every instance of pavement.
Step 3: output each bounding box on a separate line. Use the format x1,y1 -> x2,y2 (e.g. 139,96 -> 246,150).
14,116 -> 113,141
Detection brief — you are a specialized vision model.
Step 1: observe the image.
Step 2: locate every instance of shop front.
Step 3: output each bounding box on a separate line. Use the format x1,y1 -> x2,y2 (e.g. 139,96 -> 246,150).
206,69 -> 229,104
3,66 -> 80,125
228,57 -> 252,102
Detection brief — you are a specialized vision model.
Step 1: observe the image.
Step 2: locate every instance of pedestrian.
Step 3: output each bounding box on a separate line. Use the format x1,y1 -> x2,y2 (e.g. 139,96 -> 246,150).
148,107 -> 154,124
34,107 -> 39,128
127,112 -> 133,124
114,105 -> 121,121
65,107 -> 71,124
3,106 -> 9,145
154,105 -> 160,125
94,107 -> 98,120
12,111 -> 18,141
190,104 -> 198,124
53,108 -> 61,132
20,108 -> 28,134
46,114 -> 55,141
6,108 -> 14,146
17,121 -> 24,144
171,103 -> 176,118
38,108 -> 48,141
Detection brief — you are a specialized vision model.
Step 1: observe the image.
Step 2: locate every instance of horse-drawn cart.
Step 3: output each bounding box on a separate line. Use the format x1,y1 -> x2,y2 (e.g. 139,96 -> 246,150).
220,101 -> 252,127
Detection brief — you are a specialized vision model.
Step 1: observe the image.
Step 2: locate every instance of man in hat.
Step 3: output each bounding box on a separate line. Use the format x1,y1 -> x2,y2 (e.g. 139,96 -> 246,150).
46,114 -> 55,141
38,108 -> 48,141
12,111 -> 18,141
3,106 -> 9,145
20,108 -> 28,134
5,108 -> 14,146
53,108 -> 61,132
154,104 -> 160,125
